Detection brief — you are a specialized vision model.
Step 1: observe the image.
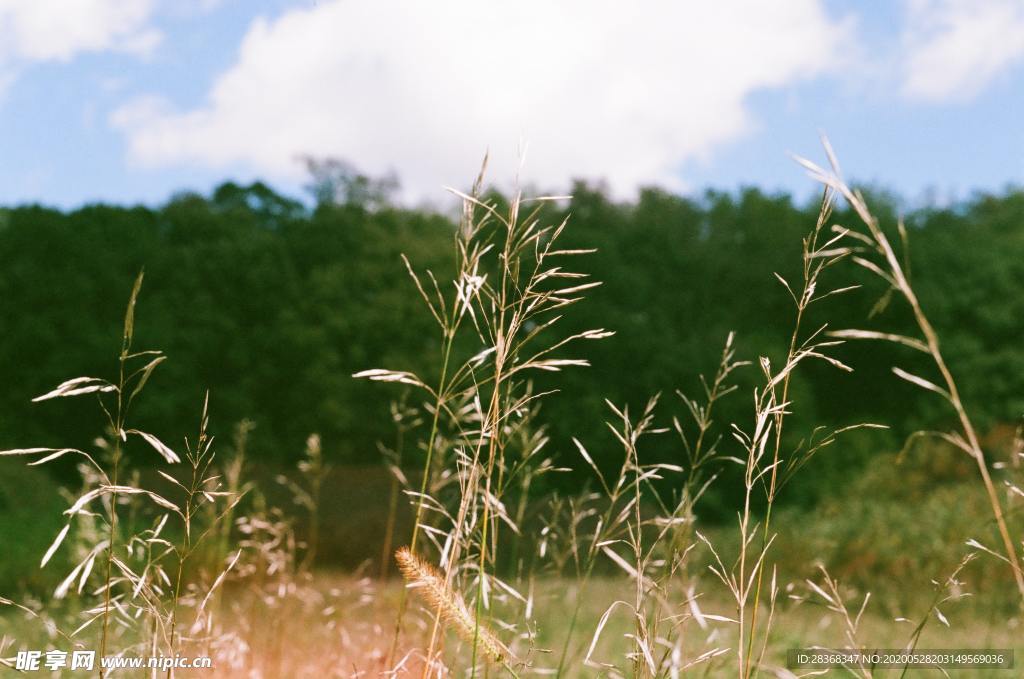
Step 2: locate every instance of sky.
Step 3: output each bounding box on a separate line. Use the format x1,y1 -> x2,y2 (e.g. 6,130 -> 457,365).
0,0 -> 1023,209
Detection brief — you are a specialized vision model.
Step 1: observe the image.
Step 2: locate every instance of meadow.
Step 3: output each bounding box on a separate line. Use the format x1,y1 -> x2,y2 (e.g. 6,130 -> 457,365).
1,148 -> 1023,677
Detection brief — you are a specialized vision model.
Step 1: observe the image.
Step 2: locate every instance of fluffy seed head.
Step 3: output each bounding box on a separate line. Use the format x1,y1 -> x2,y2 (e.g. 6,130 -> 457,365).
394,547 -> 510,664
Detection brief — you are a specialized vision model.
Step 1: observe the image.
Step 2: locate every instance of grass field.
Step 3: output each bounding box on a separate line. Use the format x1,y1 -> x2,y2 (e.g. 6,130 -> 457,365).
236,575 -> 1022,678
7,571 -> 1017,677
2,458 -> 1020,677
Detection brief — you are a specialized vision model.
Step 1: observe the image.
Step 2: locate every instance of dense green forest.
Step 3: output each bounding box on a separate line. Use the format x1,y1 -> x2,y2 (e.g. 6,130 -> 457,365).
1,170 -> 1022,517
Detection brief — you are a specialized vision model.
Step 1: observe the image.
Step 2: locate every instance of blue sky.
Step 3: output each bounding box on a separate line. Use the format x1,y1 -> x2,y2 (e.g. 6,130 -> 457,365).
0,0 -> 1022,209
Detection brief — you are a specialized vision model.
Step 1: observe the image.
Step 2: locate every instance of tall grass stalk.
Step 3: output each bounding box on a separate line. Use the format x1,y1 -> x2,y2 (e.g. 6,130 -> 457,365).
571,335 -> 742,677
360,166 -> 610,675
363,161 -> 489,666
742,188 -> 860,677
798,139 -> 1024,601
1,273 -> 250,677
691,182 -> 885,677
98,271 -> 145,674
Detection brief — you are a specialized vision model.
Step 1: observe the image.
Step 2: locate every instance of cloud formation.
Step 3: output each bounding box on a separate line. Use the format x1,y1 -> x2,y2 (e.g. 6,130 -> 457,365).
902,0 -> 1024,101
0,0 -> 159,62
113,0 -> 851,197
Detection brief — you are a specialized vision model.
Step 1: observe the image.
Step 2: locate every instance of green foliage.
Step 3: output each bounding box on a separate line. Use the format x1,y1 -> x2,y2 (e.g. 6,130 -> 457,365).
0,179 -> 1022,519
763,440 -> 1018,611
0,460 -> 67,591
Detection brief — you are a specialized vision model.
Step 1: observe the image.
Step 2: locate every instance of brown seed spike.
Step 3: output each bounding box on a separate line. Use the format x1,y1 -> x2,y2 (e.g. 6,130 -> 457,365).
394,547 -> 510,664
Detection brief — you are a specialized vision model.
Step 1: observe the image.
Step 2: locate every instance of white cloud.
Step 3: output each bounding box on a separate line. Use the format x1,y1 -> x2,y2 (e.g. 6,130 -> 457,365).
0,0 -> 160,100
0,0 -> 160,63
902,0 -> 1024,101
113,0 -> 851,197
0,1 -> 159,115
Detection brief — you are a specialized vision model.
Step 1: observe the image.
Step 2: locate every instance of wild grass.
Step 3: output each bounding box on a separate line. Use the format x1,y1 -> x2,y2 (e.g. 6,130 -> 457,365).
1,142 -> 1022,677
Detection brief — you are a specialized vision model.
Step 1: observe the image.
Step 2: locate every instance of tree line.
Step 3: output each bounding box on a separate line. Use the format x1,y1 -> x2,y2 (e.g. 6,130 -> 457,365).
1,172 -> 1021,515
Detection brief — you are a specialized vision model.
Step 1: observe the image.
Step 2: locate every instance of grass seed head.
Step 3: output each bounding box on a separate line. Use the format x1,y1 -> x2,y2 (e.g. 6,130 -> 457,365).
394,547 -> 510,664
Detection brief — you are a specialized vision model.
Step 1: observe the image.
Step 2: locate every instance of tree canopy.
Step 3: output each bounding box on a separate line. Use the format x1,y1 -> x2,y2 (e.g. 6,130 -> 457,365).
2,177 -> 1021,516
